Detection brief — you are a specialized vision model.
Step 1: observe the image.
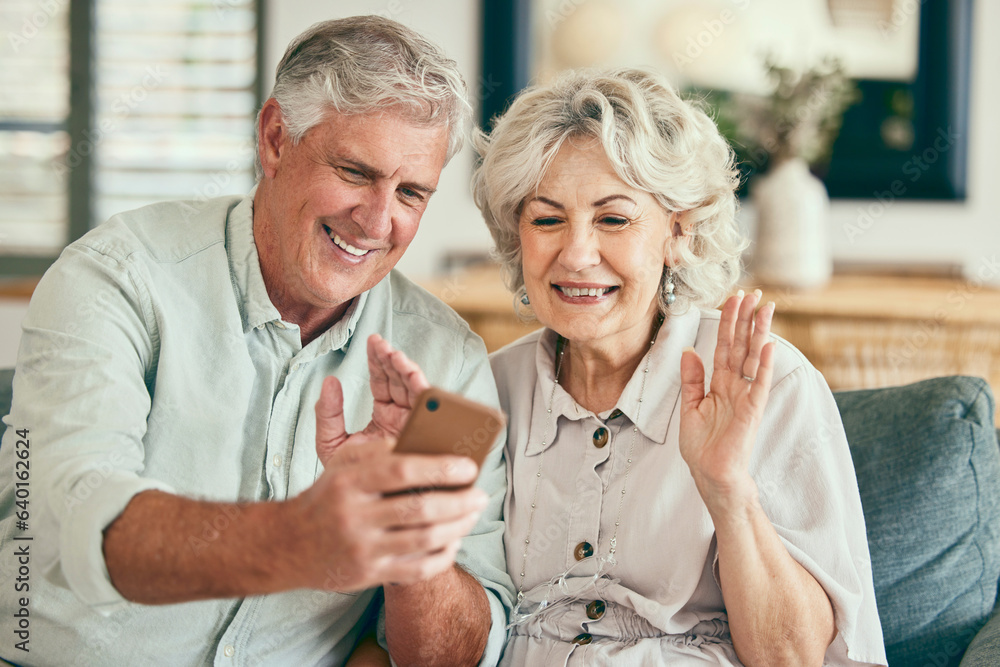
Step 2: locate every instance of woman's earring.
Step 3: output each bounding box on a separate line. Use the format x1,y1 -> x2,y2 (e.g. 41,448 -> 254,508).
665,266 -> 676,306
520,292 -> 530,306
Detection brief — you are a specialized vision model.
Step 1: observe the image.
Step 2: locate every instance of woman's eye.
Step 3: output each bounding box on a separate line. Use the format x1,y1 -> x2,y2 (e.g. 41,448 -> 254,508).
531,217 -> 561,226
601,216 -> 629,226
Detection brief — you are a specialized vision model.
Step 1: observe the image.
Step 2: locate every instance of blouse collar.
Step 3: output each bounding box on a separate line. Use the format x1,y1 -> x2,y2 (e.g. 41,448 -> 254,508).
524,308 -> 702,456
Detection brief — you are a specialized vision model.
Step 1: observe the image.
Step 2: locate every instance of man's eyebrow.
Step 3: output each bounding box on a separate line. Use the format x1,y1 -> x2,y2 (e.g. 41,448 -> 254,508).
339,158 -> 436,195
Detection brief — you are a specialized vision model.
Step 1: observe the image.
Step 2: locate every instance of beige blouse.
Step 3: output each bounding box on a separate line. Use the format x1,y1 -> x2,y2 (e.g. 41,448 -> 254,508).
491,308 -> 887,666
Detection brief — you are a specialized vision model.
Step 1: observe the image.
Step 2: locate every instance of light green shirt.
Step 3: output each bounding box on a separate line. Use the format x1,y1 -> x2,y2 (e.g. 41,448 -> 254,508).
0,192 -> 513,666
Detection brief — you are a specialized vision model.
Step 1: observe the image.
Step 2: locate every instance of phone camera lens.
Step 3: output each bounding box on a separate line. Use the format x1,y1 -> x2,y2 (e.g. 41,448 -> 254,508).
426,398 -> 440,412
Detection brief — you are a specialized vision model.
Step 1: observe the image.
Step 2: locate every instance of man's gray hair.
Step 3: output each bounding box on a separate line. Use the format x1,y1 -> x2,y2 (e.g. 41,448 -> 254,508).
255,15 -> 472,179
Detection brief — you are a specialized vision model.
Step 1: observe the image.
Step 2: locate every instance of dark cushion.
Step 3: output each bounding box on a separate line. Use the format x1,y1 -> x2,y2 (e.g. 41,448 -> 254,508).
0,367 -> 12,427
961,608 -> 1000,666
835,376 -> 1000,667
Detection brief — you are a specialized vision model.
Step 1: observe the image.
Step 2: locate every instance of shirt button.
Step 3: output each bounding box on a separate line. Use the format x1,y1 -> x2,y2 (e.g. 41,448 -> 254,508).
572,633 -> 593,645
574,541 -> 594,561
273,454 -> 283,468
223,645 -> 235,657
274,321 -> 286,329
608,409 -> 624,420
592,427 -> 609,448
586,599 -> 606,620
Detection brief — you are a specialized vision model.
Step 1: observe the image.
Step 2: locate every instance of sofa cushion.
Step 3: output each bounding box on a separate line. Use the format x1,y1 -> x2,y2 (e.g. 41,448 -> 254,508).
0,368 -> 12,429
961,607 -> 1000,667
835,376 -> 1000,667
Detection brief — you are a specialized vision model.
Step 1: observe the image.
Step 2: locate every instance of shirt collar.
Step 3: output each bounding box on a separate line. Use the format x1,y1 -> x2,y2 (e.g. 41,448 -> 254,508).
524,308 -> 703,456
226,187 -> 369,354
227,186 -> 281,333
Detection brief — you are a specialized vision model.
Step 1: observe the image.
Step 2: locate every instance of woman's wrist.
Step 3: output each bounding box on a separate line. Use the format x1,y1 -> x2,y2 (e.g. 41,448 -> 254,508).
690,470 -> 761,525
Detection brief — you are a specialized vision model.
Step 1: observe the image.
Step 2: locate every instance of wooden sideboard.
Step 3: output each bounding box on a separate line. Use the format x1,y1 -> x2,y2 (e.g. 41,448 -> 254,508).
421,266 -> 1000,421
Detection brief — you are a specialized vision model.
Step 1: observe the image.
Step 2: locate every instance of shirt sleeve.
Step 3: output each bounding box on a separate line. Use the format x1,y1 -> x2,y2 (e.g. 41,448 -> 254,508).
8,241 -> 175,613
454,332 -> 515,666
749,360 -> 887,666
375,331 -> 515,666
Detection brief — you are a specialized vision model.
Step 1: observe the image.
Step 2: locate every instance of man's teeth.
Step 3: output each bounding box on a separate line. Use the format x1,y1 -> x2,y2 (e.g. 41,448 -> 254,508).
331,233 -> 368,257
558,286 -> 611,297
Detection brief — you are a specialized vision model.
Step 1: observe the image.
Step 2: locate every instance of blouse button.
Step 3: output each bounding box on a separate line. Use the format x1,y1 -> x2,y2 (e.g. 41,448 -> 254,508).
592,427 -> 609,448
608,409 -> 624,419
574,541 -> 594,561
572,633 -> 593,645
586,599 -> 606,620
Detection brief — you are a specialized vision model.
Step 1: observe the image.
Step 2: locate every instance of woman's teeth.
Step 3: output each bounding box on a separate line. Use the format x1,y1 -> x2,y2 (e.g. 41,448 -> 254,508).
558,286 -> 611,297
330,232 -> 368,257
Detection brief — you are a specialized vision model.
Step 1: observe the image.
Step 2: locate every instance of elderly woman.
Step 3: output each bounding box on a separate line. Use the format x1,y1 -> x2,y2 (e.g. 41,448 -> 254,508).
467,68 -> 887,666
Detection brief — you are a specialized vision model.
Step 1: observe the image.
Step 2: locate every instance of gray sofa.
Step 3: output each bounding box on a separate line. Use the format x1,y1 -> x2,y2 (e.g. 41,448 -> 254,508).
1,368 -> 999,665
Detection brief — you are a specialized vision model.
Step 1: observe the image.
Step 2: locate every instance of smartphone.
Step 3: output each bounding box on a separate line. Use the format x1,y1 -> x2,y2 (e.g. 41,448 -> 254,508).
393,387 -> 506,474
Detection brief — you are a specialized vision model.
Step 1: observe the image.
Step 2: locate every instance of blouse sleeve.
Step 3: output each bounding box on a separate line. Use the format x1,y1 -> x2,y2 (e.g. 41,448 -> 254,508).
748,358 -> 887,666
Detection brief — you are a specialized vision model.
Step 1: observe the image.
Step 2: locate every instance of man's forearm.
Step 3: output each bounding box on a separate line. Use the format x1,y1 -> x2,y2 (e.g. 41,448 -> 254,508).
103,489 -> 297,603
384,565 -> 491,667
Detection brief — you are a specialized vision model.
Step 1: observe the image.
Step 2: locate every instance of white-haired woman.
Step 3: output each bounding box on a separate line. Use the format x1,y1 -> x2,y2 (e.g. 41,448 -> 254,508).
468,69 -> 888,666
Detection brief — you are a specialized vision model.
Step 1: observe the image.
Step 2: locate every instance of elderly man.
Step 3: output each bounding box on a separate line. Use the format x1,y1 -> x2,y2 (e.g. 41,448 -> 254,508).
0,16 -> 512,666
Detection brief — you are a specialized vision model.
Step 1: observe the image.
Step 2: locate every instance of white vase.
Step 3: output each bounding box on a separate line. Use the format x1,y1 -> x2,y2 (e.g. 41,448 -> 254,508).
750,157 -> 832,289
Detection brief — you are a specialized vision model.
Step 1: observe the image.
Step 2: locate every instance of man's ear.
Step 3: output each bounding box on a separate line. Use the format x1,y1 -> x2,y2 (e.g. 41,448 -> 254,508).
258,98 -> 287,180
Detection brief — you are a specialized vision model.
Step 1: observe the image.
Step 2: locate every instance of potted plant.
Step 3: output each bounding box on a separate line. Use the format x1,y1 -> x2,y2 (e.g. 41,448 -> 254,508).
716,57 -> 859,288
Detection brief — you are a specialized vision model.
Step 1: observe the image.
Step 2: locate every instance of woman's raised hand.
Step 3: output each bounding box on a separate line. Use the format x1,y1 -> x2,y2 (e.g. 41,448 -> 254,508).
678,290 -> 776,505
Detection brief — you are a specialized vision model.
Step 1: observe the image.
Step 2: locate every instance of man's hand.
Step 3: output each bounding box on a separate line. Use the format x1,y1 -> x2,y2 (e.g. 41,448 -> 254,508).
315,334 -> 429,462
294,353 -> 486,593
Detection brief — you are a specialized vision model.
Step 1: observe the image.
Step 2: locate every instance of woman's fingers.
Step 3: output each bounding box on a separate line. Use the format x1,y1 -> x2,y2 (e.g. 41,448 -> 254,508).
749,341 -> 776,409
713,291 -> 742,373
741,301 -> 774,382
680,346 -> 707,415
728,289 -> 761,375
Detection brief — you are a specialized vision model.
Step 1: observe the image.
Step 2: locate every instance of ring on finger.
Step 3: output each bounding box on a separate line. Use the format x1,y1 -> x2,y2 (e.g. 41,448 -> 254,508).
742,374 -> 756,382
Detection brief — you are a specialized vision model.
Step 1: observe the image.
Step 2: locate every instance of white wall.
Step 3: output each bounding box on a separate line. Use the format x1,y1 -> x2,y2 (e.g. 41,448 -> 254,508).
268,0 -> 999,282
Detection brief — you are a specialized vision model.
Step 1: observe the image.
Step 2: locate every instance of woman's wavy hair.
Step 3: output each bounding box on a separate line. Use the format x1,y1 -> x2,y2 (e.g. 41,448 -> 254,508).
471,67 -> 746,315
255,15 -> 471,179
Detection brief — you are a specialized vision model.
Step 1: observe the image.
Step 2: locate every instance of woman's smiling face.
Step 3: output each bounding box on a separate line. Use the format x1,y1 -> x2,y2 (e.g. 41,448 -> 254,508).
518,136 -> 676,348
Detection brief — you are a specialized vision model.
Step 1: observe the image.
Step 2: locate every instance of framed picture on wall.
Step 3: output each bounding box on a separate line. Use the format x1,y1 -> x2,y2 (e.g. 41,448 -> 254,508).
479,0 -> 972,200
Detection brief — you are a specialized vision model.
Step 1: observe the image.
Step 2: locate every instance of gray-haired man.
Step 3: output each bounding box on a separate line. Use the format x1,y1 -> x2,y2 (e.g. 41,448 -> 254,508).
0,16 -> 512,666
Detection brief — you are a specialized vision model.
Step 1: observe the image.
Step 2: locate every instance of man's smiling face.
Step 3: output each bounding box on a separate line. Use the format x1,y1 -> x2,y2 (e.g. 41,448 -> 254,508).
254,100 -> 449,326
